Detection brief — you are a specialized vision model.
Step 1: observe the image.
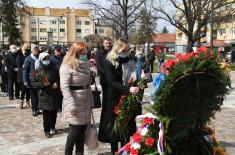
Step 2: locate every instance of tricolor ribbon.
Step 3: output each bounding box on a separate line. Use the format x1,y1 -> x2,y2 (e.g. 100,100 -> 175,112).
157,122 -> 164,154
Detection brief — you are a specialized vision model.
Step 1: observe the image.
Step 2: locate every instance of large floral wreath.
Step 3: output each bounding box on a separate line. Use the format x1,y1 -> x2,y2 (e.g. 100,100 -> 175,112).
118,47 -> 231,155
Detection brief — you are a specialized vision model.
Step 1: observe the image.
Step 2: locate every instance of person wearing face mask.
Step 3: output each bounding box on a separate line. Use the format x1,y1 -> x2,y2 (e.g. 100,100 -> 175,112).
50,45 -> 64,110
96,38 -> 113,142
50,45 -> 64,69
100,39 -> 141,154
22,44 -> 40,116
31,52 -> 60,138
4,44 -> 20,100
16,43 -> 31,109
60,42 -> 93,155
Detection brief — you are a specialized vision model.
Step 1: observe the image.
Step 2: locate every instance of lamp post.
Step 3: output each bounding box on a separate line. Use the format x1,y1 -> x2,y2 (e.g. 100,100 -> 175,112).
210,0 -> 214,52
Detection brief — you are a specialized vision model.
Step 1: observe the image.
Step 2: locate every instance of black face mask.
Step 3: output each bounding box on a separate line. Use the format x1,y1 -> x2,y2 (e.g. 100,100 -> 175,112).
118,56 -> 129,64
25,49 -> 31,56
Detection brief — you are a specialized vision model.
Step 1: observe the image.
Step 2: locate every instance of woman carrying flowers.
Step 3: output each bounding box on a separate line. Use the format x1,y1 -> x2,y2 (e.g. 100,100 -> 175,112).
100,39 -> 141,154
31,52 -> 60,138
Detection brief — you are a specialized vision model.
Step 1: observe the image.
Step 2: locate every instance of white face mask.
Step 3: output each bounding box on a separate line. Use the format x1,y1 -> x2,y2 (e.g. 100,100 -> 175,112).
119,52 -> 130,58
11,49 -> 17,53
42,60 -> 50,66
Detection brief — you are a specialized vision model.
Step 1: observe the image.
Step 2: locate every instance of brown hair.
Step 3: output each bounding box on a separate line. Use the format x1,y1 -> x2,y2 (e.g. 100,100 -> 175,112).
62,42 -> 87,70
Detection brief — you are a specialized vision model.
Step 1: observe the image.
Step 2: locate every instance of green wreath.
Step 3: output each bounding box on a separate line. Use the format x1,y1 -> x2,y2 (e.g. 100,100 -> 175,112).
153,48 -> 231,155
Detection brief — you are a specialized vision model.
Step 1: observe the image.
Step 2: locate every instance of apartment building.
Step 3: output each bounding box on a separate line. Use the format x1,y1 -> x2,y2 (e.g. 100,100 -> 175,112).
22,7 -> 113,45
175,1 -> 235,53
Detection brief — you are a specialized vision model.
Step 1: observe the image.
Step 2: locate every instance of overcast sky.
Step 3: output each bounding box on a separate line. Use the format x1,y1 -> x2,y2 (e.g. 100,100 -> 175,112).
25,0 -> 175,33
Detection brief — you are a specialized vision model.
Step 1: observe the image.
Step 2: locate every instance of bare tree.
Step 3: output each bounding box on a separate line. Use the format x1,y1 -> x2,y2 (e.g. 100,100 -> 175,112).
154,0 -> 235,52
87,0 -> 146,41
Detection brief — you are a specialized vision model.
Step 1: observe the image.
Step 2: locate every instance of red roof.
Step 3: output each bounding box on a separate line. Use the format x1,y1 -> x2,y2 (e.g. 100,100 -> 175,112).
152,33 -> 176,43
204,40 -> 231,47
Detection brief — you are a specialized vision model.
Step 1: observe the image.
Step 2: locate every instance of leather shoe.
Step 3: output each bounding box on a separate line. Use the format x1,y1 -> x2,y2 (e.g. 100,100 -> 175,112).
45,132 -> 51,138
9,97 -> 13,100
32,111 -> 38,117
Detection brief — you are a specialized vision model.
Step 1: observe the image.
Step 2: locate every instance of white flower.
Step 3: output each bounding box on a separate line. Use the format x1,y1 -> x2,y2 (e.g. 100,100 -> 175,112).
140,127 -> 149,136
131,143 -> 141,149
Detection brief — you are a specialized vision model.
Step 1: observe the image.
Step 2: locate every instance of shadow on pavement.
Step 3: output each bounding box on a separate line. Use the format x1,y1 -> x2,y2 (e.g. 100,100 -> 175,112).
220,141 -> 235,148
98,152 -> 112,155
56,127 -> 70,134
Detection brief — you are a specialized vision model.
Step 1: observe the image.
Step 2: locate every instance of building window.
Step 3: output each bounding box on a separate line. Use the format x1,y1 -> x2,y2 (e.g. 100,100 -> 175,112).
40,28 -> 47,32
85,29 -> 90,33
39,37 -> 47,41
60,20 -> 65,24
76,21 -> 81,25
219,29 -> 226,36
49,28 -> 57,32
31,28 -> 37,32
177,33 -> 183,39
225,4 -> 232,10
31,20 -> 36,24
85,21 -> 90,25
39,20 -> 46,25
50,20 -> 57,24
231,28 -> 235,35
76,29 -> 81,33
60,28 -> 65,32
99,29 -> 104,33
31,36 -> 37,41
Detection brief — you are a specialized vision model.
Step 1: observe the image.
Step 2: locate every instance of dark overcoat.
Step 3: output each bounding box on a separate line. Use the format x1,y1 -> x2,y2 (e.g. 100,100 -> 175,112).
98,58 -> 142,143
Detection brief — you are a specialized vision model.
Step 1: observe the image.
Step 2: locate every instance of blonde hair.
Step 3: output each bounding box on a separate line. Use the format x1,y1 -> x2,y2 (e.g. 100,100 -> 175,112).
62,42 -> 87,70
22,43 -> 31,56
106,39 -> 128,68
135,45 -> 142,55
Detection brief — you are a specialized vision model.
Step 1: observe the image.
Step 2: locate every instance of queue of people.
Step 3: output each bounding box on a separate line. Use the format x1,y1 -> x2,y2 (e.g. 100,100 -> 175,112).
0,38 -> 161,155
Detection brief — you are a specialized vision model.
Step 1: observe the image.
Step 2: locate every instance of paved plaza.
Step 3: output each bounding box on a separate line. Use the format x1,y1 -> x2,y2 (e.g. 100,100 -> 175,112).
0,72 -> 234,155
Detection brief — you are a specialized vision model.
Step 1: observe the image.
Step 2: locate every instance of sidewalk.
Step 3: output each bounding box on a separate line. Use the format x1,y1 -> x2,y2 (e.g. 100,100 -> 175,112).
0,72 -> 234,155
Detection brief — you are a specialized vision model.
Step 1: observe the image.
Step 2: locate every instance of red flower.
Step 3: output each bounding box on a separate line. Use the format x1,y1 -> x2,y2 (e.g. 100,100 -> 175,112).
132,133 -> 142,143
130,148 -> 138,155
145,137 -> 155,147
32,71 -> 36,77
124,142 -> 131,152
44,77 -> 49,83
144,117 -> 154,125
164,59 -> 176,69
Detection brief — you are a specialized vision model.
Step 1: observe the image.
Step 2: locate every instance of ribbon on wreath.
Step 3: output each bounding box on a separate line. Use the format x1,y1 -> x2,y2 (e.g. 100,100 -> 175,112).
157,122 -> 164,154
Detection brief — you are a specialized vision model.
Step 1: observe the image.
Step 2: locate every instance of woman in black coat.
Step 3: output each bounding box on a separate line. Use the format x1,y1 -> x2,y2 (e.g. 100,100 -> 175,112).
16,45 -> 31,109
98,39 -> 141,154
31,52 -> 60,138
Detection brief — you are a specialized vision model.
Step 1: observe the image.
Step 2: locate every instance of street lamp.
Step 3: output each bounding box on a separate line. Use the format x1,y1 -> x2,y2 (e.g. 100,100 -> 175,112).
210,0 -> 214,52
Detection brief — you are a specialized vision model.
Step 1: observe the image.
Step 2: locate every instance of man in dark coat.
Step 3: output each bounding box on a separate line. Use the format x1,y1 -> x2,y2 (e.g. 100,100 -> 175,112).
4,45 -> 20,100
22,44 -> 40,116
147,47 -> 155,73
16,46 -> 30,108
50,45 -> 63,110
96,38 -> 112,142
231,50 -> 235,64
50,45 -> 64,69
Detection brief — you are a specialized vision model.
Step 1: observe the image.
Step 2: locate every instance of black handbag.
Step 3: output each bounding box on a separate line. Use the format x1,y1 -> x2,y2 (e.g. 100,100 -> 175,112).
92,79 -> 101,108
146,72 -> 153,82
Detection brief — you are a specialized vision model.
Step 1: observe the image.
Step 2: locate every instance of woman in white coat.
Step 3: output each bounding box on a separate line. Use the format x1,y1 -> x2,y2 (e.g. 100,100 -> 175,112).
60,42 -> 93,155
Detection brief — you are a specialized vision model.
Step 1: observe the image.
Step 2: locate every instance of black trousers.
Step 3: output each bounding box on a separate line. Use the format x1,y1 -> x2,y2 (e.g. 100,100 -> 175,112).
149,61 -> 154,73
30,88 -> 38,112
20,83 -> 30,102
1,72 -> 7,92
42,110 -> 58,133
65,124 -> 87,155
7,72 -> 19,98
111,140 -> 128,154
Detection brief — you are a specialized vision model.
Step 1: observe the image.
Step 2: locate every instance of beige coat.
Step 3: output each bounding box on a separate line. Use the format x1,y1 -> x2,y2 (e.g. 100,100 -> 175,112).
60,61 -> 93,125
